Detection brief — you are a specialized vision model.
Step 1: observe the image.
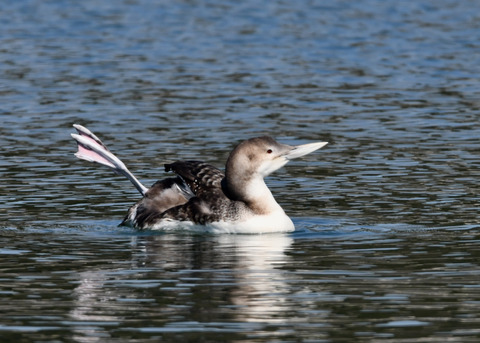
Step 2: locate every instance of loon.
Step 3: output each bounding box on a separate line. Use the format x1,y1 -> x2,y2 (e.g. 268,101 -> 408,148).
71,124 -> 327,234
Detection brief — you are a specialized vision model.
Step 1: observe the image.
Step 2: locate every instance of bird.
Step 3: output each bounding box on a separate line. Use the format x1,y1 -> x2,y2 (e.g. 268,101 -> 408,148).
71,124 -> 327,234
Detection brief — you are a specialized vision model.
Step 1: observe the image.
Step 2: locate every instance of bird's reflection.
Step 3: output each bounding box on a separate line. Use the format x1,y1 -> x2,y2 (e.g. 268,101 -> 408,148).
218,234 -> 293,323
69,233 -> 293,341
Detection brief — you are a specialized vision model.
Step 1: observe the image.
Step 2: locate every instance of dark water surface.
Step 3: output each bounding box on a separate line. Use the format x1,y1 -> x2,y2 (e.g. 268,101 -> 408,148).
0,0 -> 479,341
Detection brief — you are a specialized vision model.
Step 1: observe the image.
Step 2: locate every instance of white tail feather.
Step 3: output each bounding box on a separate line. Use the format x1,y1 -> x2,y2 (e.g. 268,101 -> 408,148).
71,124 -> 148,196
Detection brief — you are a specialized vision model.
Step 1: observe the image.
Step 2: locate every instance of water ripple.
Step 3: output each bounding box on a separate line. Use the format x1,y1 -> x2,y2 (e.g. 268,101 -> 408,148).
1,0 -> 480,341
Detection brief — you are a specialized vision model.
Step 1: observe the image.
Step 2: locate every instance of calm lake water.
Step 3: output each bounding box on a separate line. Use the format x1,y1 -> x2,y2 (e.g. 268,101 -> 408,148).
0,0 -> 479,342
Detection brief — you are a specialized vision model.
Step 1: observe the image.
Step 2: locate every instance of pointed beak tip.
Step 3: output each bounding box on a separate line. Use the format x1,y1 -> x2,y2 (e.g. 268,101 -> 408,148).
284,141 -> 328,160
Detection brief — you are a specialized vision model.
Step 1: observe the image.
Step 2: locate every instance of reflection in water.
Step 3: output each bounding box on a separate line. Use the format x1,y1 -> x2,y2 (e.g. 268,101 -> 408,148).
1,0 -> 480,341
1,226 -> 479,342
218,234 -> 293,324
70,270 -> 122,343
69,233 -> 293,340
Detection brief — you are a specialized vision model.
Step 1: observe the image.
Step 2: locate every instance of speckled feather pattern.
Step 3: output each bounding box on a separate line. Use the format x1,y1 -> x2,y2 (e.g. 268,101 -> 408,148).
123,161 -> 247,229
73,126 -> 327,233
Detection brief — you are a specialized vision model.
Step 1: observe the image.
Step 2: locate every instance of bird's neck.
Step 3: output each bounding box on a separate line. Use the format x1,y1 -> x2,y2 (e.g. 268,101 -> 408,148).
224,174 -> 284,215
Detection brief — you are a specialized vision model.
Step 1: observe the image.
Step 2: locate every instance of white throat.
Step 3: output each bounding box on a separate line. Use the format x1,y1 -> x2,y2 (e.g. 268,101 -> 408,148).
243,175 -> 284,215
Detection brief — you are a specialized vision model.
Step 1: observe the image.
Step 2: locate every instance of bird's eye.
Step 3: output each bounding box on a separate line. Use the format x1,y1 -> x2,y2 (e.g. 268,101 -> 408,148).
267,149 -> 273,154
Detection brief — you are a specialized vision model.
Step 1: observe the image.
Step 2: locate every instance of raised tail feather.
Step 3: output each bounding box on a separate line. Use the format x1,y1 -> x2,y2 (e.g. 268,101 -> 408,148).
71,124 -> 148,196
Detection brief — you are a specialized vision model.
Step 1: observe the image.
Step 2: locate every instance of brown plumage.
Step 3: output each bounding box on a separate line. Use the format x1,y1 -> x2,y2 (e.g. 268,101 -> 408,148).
72,124 -> 327,233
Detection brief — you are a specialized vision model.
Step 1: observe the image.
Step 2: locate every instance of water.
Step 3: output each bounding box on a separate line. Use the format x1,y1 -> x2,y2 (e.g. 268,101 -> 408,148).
0,0 -> 479,341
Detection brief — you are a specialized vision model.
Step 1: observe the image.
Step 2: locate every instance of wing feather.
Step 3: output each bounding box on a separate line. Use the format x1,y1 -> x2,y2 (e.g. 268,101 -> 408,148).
164,161 -> 224,198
